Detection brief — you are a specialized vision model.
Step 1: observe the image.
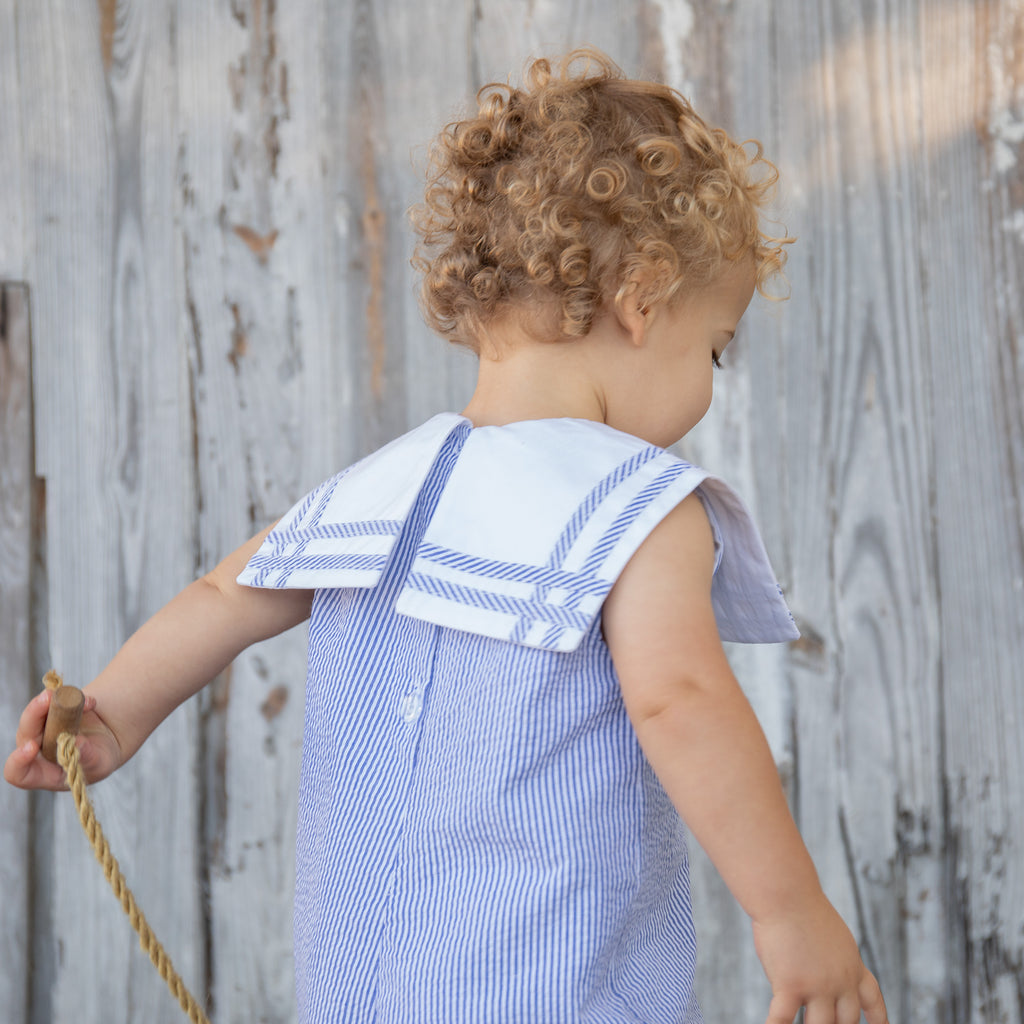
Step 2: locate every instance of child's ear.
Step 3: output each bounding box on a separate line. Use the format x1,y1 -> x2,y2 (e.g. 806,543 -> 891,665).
615,280 -> 649,347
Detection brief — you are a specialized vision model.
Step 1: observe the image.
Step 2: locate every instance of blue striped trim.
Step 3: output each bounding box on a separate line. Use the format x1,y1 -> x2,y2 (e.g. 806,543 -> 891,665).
267,520 -> 404,547
547,447 -> 661,566
538,623 -> 565,648
510,446 -> 664,643
246,551 -> 390,586
404,572 -> 590,630
303,470 -> 349,528
287,481 -> 330,527
580,462 -> 688,578
416,544 -> 606,594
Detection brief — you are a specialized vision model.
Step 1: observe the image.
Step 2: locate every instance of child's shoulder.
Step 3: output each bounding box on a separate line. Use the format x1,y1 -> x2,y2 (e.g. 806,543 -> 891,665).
602,490 -> 723,677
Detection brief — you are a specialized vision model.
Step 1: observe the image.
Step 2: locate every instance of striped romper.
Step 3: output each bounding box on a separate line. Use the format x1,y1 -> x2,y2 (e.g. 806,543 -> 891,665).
238,414 -> 797,1024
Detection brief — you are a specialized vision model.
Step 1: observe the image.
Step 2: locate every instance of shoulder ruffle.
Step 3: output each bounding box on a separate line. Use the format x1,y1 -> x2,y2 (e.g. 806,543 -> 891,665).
238,416 -> 798,650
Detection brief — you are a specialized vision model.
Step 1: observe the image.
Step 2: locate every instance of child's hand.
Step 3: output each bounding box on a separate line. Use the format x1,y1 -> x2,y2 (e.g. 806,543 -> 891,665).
752,892 -> 888,1024
4,689 -> 122,791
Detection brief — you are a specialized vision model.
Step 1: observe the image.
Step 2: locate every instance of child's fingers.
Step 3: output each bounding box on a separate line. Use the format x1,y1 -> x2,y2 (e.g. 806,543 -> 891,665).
2,740 -> 37,787
859,970 -> 889,1024
764,982 -> 883,1024
835,990 -> 863,1024
764,992 -> 801,1024
13,689 -> 51,747
803,996 -> 840,1024
15,690 -> 94,743
3,738 -> 67,791
6,689 -> 101,791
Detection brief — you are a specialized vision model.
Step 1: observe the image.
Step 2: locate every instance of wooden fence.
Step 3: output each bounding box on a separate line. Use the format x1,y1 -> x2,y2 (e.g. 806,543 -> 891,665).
1,1 -> 1022,1022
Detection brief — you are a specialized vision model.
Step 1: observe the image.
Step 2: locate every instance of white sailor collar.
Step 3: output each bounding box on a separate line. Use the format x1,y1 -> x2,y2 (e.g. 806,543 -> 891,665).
238,413 -> 799,651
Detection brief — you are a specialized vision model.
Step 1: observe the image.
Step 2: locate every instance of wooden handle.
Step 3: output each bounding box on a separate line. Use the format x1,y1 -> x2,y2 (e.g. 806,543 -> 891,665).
42,685 -> 84,763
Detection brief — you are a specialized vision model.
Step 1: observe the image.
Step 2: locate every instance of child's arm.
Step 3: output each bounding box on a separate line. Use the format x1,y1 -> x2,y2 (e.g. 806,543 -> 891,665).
4,526 -> 313,792
603,494 -> 888,1024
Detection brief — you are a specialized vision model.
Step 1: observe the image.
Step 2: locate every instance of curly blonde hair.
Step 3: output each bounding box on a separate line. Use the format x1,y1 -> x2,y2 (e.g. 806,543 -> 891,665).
412,48 -> 792,349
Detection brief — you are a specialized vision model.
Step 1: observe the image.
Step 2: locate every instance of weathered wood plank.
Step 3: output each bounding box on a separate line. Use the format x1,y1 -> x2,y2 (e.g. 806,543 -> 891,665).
175,1 -> 331,1017
19,2 -> 203,1021
328,0 -> 411,455
113,2 -> 206,1017
357,0 -> 472,438
774,4 -> 948,1021
0,4 -> 26,281
0,285 -> 33,1024
176,1 -> 283,1016
19,2 -> 133,1017
707,3 -> 1022,1023
927,1 -> 1024,1018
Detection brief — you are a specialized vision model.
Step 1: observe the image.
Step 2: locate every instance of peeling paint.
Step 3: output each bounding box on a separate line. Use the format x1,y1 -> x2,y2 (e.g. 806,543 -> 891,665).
1003,207 -> 1024,243
864,371 -> 876,410
231,224 -> 279,262
261,0 -> 282,177
990,107 -> 1024,174
260,685 -> 289,721
280,63 -> 290,119
984,17 -> 1024,176
360,120 -> 387,400
228,303 -> 248,371
98,0 -> 116,71
209,664 -> 233,715
228,57 -> 247,112
788,620 -> 826,664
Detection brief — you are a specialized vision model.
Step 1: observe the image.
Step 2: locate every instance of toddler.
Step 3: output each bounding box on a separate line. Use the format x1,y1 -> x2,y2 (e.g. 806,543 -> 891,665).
7,49 -> 888,1024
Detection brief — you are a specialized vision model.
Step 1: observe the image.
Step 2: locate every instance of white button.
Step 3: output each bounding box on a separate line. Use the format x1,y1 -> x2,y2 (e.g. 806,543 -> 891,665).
399,693 -> 423,722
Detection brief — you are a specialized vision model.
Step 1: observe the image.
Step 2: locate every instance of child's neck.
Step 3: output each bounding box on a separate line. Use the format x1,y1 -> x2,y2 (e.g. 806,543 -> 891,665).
460,316 -> 617,429
460,336 -> 607,429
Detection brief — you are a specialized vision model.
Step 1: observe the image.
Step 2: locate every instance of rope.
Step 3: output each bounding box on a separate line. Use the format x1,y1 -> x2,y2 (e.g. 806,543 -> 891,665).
54,709 -> 211,1024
